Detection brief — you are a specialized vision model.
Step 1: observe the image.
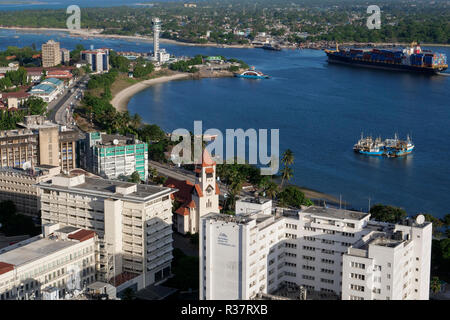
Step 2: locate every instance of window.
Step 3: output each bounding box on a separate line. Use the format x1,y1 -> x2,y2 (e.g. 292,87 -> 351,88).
302,265 -> 315,271
303,246 -> 315,251
303,256 -> 315,261
350,284 -> 365,292
351,262 -> 365,269
321,278 -> 334,284
350,273 -> 365,280
321,268 -> 334,274
350,295 -> 364,300
321,259 -> 334,264
302,275 -> 315,280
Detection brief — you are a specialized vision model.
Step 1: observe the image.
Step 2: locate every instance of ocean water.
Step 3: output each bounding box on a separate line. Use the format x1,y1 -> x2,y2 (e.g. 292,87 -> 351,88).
0,0 -> 158,11
1,29 -> 449,218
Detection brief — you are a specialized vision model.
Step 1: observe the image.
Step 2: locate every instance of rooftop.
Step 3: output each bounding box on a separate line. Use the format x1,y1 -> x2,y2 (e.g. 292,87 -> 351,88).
0,237 -> 77,268
37,175 -> 176,203
302,206 -> 369,221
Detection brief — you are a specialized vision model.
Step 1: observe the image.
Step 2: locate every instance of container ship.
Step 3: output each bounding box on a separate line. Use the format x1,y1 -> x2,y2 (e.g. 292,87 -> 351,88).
353,134 -> 414,157
325,43 -> 447,74
235,66 -> 270,79
262,43 -> 282,51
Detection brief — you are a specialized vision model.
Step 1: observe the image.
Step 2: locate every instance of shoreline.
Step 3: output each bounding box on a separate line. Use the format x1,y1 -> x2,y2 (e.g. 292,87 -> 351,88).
1,26 -> 449,49
111,73 -> 191,112
110,72 -> 342,206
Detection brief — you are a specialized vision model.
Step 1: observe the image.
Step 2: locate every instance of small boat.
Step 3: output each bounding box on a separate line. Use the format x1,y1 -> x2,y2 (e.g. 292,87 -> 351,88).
235,66 -> 270,79
353,133 -> 414,157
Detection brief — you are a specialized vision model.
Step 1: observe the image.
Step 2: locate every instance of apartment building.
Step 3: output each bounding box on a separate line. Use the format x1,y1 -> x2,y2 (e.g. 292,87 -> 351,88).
200,209 -> 286,300
0,224 -> 97,300
17,115 -> 78,172
37,174 -> 177,290
342,219 -> 432,300
42,40 -> 61,68
200,198 -> 432,300
0,165 -> 60,217
60,48 -> 70,65
79,131 -> 148,181
81,49 -> 110,73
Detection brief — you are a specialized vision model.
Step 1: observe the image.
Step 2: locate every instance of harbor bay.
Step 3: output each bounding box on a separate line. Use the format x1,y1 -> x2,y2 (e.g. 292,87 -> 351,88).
2,29 -> 450,218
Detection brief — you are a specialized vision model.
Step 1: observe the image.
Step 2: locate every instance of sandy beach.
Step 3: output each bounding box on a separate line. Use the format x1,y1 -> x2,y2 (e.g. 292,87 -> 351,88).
0,26 -> 255,48
111,73 -> 191,112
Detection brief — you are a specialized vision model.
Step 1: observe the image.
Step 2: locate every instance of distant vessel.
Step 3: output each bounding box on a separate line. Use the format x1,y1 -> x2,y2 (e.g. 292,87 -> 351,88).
235,66 -> 270,79
353,134 -> 414,157
262,42 -> 282,51
325,42 -> 447,74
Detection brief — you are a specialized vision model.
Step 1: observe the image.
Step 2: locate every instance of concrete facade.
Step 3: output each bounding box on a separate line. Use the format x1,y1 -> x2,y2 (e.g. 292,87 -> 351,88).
42,40 -> 61,68
0,225 -> 97,300
37,174 -> 177,289
200,200 -> 432,300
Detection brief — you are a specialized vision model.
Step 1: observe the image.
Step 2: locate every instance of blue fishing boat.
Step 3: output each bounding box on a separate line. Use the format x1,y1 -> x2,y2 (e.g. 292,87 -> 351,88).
235,66 -> 270,79
353,134 -> 414,157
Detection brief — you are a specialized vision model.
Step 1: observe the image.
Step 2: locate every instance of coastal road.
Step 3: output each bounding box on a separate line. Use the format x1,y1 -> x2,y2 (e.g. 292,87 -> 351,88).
48,75 -> 89,126
149,160 -> 229,196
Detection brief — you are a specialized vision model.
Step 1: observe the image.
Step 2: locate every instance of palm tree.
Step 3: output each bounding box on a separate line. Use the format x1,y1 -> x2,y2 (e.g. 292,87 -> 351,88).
265,181 -> 278,199
280,149 -> 294,189
131,113 -> 142,130
430,277 -> 441,294
280,166 -> 293,189
282,149 -> 294,167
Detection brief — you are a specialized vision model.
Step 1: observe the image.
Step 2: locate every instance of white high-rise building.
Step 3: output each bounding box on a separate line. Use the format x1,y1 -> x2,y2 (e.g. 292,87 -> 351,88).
37,174 -> 176,290
152,17 -> 170,64
200,198 -> 432,300
152,17 -> 161,56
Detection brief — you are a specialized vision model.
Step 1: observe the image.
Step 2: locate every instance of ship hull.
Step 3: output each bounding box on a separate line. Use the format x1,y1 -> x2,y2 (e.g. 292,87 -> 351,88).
235,74 -> 270,79
326,52 -> 447,74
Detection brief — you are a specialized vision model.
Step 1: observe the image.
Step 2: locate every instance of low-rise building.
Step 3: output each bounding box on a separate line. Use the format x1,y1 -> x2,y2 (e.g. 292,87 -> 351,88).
28,78 -> 64,102
0,165 -> 60,217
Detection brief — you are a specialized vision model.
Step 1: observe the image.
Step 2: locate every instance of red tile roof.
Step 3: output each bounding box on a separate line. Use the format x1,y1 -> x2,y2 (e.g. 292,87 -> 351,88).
194,184 -> 203,197
111,272 -> 139,287
175,206 -> 190,216
197,149 -> 216,167
0,262 -> 14,275
164,177 -> 194,204
187,200 -> 196,208
216,183 -> 220,195
68,230 -> 96,242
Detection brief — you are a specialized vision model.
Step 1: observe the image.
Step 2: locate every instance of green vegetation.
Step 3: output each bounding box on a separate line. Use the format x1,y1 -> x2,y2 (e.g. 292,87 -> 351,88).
369,204 -> 407,223
0,109 -> 26,130
128,171 -> 142,184
0,67 -> 29,90
280,149 -> 294,189
169,55 -> 203,73
0,46 -> 39,67
0,200 -> 40,237
0,1 -> 448,45
24,96 -> 48,116
278,186 -> 314,208
163,248 -> 199,291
